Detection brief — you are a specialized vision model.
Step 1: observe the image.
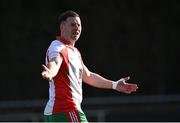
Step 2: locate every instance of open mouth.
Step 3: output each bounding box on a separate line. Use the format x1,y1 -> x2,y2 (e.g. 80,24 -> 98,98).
72,31 -> 79,36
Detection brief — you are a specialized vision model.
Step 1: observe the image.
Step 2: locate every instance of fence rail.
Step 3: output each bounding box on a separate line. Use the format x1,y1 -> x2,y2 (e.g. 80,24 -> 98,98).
0,94 -> 180,121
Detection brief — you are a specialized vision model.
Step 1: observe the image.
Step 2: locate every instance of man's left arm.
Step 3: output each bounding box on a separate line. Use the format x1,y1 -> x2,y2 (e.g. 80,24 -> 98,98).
82,64 -> 138,94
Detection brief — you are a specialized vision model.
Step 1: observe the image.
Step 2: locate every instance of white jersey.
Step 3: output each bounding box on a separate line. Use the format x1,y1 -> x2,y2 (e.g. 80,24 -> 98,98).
44,38 -> 83,115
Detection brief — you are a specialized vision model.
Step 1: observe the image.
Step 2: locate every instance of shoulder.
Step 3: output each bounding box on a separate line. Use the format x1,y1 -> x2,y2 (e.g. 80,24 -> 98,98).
50,40 -> 64,48
74,48 -> 83,60
48,40 -> 65,52
75,47 -> 81,55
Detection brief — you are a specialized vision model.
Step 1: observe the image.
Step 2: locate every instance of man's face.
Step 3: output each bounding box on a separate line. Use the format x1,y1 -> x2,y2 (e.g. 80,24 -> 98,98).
61,17 -> 82,43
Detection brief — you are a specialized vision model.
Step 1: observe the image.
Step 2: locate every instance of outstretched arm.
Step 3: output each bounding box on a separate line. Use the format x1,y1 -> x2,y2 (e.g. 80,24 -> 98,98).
41,55 -> 63,81
82,64 -> 138,94
82,64 -> 113,89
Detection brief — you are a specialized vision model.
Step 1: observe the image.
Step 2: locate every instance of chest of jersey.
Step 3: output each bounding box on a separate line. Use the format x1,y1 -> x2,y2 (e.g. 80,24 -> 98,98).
67,48 -> 83,83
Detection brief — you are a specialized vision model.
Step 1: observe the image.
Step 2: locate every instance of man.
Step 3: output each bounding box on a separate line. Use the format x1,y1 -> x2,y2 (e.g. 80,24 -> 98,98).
41,10 -> 138,122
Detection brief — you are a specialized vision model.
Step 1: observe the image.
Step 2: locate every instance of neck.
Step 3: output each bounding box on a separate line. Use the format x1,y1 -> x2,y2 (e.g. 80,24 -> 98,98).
56,36 -> 75,46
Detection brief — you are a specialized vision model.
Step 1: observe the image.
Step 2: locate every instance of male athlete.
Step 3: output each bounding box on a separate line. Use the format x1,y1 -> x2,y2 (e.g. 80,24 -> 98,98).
41,10 -> 138,122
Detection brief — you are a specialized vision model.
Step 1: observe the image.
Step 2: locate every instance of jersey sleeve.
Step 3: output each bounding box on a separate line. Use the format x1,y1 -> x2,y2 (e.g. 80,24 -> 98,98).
47,40 -> 65,61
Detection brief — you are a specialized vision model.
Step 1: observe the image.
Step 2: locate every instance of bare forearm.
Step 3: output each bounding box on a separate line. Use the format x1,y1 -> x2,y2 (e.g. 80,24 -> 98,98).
42,56 -> 62,81
46,61 -> 60,77
82,64 -> 138,93
83,72 -> 113,89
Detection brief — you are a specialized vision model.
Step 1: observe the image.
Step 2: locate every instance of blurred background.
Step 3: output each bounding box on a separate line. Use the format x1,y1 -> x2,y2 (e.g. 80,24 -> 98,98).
0,0 -> 180,121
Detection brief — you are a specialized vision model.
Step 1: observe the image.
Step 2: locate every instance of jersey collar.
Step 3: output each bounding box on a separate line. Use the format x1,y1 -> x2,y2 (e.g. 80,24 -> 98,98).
56,36 -> 75,51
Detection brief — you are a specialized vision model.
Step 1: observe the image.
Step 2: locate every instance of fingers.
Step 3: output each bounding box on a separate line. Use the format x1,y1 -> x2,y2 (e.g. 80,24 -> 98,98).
123,88 -> 137,94
41,71 -> 52,81
126,84 -> 138,92
119,76 -> 130,82
116,81 -> 138,94
123,76 -> 130,81
41,64 -> 52,81
42,64 -> 49,71
128,83 -> 138,89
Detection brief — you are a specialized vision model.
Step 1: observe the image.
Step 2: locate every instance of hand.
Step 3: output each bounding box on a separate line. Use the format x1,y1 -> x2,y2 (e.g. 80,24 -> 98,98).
113,76 -> 138,94
41,64 -> 53,81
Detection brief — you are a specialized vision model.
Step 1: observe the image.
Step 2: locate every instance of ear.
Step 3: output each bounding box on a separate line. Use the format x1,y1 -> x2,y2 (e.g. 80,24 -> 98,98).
60,22 -> 64,30
60,23 -> 63,31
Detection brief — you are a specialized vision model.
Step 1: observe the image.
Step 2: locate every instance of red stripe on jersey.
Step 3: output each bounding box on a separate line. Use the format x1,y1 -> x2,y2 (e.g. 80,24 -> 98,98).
52,47 -> 77,114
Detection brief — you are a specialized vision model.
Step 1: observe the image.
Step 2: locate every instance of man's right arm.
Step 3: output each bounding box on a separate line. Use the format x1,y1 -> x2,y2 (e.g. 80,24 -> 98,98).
41,55 -> 63,81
